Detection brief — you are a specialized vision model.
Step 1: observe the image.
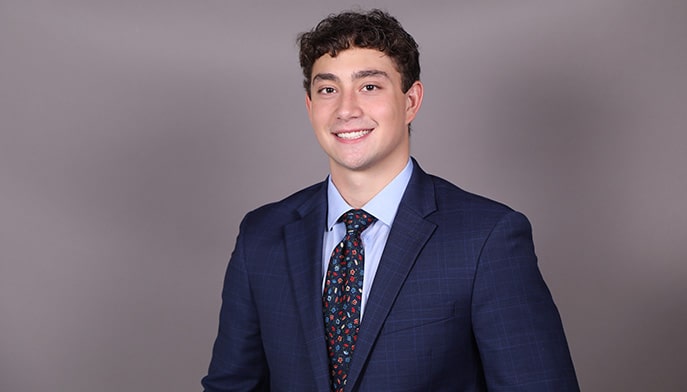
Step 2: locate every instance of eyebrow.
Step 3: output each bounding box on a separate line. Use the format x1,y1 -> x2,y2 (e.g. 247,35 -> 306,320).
353,69 -> 389,80
312,69 -> 390,84
312,73 -> 339,83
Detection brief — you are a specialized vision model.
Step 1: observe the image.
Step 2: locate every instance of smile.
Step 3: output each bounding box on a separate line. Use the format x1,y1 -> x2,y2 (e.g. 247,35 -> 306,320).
335,129 -> 372,140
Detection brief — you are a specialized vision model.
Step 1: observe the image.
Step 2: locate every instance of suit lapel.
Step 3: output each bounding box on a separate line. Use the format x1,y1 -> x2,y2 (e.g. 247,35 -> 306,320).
346,161 -> 438,391
283,183 -> 331,392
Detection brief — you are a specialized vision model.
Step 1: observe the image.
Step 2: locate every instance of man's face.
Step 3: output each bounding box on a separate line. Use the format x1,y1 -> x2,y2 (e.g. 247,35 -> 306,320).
305,47 -> 423,179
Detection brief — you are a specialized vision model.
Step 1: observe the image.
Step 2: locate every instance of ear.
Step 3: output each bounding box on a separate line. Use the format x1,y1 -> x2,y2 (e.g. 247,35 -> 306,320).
305,93 -> 313,120
404,81 -> 424,124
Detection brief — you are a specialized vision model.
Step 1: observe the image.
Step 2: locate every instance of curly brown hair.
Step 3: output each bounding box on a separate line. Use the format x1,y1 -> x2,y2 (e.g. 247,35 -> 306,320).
298,9 -> 420,96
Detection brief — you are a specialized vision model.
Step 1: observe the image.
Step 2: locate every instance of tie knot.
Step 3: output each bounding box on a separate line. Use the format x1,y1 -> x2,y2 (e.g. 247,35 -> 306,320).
340,209 -> 377,234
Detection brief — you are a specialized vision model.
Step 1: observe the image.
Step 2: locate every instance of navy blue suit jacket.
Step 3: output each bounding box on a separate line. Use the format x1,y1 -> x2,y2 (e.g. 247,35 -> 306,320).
202,160 -> 579,391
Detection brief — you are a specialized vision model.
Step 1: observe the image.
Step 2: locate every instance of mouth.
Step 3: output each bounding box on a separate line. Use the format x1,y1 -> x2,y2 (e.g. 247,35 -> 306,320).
334,129 -> 373,140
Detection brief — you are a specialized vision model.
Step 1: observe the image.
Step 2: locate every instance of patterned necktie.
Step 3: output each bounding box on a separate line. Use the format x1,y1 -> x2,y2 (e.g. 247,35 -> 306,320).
323,209 -> 376,392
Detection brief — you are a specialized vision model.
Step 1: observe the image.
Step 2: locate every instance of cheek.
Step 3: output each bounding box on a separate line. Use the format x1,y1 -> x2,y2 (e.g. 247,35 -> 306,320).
307,111 -> 323,129
373,94 -> 405,115
375,102 -> 404,124
309,103 -> 333,126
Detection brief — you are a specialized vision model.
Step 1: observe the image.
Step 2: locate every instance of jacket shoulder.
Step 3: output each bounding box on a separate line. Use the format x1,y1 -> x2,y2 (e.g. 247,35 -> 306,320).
241,180 -> 326,228
422,173 -> 531,238
429,174 -> 515,215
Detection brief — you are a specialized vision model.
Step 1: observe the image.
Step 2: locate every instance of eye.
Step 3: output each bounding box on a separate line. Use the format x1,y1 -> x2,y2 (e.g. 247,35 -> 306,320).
317,86 -> 336,95
362,84 -> 378,92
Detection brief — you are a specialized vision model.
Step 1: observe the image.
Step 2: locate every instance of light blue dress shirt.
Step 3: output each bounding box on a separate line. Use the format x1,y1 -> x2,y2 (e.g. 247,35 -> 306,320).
322,159 -> 413,319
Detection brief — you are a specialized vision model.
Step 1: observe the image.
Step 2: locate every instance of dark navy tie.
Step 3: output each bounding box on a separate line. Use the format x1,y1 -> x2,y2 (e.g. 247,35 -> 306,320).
322,209 -> 376,392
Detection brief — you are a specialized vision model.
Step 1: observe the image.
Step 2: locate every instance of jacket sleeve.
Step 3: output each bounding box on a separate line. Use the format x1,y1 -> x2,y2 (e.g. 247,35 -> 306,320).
471,211 -> 580,391
202,217 -> 270,392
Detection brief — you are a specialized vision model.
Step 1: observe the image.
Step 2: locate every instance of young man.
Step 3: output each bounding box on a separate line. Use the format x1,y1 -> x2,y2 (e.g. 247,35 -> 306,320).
202,9 -> 579,392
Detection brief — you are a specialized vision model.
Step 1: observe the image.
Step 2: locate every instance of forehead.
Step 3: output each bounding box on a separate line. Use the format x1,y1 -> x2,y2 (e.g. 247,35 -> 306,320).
311,47 -> 400,80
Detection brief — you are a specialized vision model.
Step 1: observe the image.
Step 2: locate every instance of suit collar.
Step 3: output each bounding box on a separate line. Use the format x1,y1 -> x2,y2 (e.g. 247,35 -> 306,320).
401,157 -> 438,217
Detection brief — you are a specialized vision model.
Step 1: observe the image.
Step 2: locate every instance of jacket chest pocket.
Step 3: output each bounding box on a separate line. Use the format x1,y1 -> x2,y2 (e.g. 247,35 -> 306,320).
379,284 -> 471,336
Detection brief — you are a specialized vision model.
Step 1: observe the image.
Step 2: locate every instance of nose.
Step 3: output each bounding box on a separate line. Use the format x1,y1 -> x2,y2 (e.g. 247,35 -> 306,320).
336,90 -> 362,120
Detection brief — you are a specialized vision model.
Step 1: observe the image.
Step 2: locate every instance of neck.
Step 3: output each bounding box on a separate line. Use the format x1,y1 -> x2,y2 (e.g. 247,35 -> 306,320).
330,157 -> 409,209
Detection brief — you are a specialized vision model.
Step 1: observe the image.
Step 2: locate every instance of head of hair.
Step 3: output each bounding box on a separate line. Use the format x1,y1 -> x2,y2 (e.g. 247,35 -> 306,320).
298,9 -> 420,96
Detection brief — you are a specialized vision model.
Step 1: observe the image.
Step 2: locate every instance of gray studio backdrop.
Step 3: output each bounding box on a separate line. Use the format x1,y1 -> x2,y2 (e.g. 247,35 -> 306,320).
1,1 -> 685,391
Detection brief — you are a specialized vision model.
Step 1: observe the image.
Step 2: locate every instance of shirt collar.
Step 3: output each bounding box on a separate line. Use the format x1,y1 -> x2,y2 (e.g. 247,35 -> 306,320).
326,158 -> 414,230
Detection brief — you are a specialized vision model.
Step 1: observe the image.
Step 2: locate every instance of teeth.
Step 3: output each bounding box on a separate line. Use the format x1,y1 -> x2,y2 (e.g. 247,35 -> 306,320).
336,130 -> 371,139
